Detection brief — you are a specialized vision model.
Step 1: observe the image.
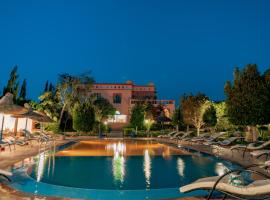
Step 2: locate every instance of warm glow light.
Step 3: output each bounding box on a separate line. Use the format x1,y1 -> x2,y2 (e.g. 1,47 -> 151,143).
177,158 -> 185,177
144,149 -> 151,188
215,162 -> 229,176
108,142 -> 126,183
36,152 -> 46,182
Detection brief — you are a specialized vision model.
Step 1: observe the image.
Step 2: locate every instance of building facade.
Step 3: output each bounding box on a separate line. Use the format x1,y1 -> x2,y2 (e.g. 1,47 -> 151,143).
88,81 -> 175,128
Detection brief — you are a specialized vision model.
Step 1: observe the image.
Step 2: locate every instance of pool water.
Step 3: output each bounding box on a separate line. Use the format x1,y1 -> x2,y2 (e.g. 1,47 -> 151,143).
8,139 -> 241,199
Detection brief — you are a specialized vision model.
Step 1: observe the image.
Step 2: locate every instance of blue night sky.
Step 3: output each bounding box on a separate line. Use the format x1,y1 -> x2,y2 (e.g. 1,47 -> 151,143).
0,0 -> 270,103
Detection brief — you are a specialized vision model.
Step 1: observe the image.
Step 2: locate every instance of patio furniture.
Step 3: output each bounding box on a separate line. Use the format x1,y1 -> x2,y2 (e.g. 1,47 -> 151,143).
203,132 -> 227,143
180,166 -> 270,200
0,169 -> 12,182
191,132 -> 211,142
157,131 -> 176,138
177,131 -> 193,141
250,150 -> 270,160
205,136 -> 243,146
231,140 -> 270,158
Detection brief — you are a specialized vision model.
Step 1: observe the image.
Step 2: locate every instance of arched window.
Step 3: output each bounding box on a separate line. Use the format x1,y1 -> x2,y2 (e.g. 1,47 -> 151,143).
113,93 -> 122,104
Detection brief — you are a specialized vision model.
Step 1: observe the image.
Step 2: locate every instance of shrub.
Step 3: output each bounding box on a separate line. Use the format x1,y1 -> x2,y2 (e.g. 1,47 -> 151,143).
44,122 -> 61,134
72,102 -> 95,132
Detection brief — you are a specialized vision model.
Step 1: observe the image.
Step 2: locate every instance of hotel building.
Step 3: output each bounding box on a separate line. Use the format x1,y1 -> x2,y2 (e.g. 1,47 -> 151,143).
87,81 -> 175,129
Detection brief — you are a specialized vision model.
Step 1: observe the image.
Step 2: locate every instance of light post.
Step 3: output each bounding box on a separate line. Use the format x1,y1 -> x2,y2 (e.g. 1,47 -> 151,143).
144,119 -> 154,138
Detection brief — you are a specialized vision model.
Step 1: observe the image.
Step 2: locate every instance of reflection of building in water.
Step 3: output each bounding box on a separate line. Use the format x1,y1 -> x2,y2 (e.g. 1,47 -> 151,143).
215,162 -> 229,176
144,150 -> 151,188
107,142 -> 126,183
177,158 -> 185,177
162,147 -> 171,159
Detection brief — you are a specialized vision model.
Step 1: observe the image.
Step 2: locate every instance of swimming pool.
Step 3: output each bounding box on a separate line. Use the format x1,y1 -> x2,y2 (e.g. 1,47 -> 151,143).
7,139 -> 241,200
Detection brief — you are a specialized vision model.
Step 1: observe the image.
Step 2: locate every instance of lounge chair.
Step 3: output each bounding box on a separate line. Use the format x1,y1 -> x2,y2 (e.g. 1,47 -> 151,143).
177,131 -> 193,141
157,131 -> 176,138
180,166 -> 270,200
170,131 -> 185,139
5,136 -> 28,146
191,133 -> 211,142
250,150 -> 270,160
231,140 -> 270,158
204,132 -> 227,142
2,137 -> 16,151
205,137 -> 243,146
0,140 -> 14,152
0,169 -> 12,182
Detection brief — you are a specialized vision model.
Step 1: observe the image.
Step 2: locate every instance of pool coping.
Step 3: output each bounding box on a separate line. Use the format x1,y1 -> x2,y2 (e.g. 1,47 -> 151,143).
1,137 -> 265,200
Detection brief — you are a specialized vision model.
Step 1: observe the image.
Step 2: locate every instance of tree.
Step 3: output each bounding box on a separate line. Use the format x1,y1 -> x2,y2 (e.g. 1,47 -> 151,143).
213,101 -> 234,131
93,97 -> 115,135
181,93 -> 209,135
203,105 -> 217,127
72,102 -> 95,132
48,82 -> 55,92
225,64 -> 270,140
130,104 -> 145,130
3,66 -> 20,100
44,80 -> 49,92
172,107 -> 184,131
225,64 -> 270,126
93,97 -> 116,119
57,72 -> 94,128
30,90 -> 61,122
19,79 -> 27,100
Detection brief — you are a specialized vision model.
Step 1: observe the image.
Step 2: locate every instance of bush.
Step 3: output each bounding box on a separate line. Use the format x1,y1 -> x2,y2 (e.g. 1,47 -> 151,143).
123,127 -> 134,136
93,122 -> 107,134
130,104 -> 145,129
44,122 -> 61,134
72,102 -> 95,132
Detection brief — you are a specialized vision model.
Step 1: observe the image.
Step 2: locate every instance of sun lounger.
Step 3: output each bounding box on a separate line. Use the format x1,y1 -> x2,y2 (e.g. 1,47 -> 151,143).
2,137 -> 16,151
204,132 -> 227,142
5,136 -> 28,146
177,131 -> 193,141
191,133 -> 211,142
157,131 -> 176,138
170,131 -> 184,139
206,136 -> 244,146
247,140 -> 270,150
250,150 -> 270,160
180,167 -> 270,200
0,169 -> 12,182
231,140 -> 270,158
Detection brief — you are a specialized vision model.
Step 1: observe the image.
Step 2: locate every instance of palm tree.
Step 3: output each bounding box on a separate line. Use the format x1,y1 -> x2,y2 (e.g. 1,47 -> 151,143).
57,72 -> 94,128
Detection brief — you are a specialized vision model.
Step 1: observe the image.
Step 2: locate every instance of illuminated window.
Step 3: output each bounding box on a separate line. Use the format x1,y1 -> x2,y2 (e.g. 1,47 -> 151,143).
113,93 -> 122,104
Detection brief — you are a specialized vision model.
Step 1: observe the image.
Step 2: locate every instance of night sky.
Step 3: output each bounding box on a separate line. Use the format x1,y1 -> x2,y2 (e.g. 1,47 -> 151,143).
0,0 -> 270,103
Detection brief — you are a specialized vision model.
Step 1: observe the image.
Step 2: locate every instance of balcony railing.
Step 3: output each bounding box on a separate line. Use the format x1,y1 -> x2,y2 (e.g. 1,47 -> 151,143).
130,99 -> 175,105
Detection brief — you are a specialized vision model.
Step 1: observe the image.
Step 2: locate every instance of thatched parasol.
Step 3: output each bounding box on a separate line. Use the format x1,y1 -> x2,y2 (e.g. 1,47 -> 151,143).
0,93 -> 28,141
12,104 -> 53,123
11,104 -> 53,137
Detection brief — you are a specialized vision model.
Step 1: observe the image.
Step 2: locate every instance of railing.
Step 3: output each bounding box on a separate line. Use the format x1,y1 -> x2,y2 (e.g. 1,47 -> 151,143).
130,99 -> 175,105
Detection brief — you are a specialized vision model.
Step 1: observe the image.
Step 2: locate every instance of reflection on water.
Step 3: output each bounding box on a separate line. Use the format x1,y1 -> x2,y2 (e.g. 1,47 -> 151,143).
26,140 -> 241,191
215,162 -> 229,176
107,142 -> 126,183
56,139 -> 186,157
144,150 -> 151,188
35,149 -> 56,182
177,158 -> 185,177
36,152 -> 46,182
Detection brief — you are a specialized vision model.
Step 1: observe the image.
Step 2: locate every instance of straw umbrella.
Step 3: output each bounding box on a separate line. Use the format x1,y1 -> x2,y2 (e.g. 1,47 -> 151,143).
0,93 -> 27,142
11,104 -> 53,137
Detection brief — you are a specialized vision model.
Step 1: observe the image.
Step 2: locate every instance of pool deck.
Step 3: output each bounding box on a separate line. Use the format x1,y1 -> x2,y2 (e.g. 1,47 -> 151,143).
0,136 -> 268,200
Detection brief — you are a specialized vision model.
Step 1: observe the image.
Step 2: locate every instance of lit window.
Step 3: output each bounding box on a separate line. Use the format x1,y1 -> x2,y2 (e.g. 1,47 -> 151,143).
113,93 -> 122,104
